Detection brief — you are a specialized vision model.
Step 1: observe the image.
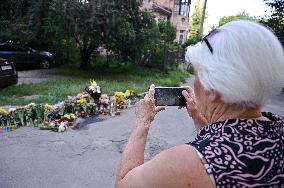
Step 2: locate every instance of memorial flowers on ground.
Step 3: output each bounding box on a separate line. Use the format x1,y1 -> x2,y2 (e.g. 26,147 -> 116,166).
0,80 -> 138,133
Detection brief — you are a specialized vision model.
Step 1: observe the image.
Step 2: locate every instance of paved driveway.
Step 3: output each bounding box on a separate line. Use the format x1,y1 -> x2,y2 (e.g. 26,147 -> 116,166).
17,69 -> 73,85
0,79 -> 283,188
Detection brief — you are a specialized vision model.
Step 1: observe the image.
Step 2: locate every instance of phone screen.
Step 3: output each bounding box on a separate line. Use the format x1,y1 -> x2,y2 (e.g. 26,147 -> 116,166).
154,87 -> 186,106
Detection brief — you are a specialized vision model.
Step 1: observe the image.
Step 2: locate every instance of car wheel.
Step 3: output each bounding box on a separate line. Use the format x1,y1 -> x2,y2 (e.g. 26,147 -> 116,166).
40,59 -> 51,69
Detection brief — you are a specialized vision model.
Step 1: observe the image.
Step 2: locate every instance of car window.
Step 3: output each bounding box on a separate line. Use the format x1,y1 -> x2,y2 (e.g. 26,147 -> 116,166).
0,45 -> 17,51
0,45 -> 9,51
17,46 -> 28,52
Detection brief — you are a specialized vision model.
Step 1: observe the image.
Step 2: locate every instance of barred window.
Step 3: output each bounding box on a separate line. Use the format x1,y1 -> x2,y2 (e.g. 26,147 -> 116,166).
179,30 -> 186,44
174,0 -> 191,17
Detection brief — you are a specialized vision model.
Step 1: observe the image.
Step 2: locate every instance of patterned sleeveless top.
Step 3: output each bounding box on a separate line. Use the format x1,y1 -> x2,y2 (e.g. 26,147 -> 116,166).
188,112 -> 284,188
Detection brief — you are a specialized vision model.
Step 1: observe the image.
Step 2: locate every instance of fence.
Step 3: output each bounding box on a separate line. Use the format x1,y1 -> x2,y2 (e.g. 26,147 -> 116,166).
162,47 -> 186,70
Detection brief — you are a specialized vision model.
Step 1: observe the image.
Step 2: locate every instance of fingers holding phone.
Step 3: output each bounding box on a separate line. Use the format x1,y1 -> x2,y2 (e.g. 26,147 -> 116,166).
135,84 -> 165,124
182,88 -> 197,117
145,85 -> 166,112
181,86 -> 208,129
183,86 -> 195,99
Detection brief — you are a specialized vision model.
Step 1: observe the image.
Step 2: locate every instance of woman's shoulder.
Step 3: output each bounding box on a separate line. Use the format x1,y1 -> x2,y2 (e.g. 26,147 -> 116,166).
155,144 -> 215,188
188,112 -> 284,187
126,144 -> 215,188
196,112 -> 284,138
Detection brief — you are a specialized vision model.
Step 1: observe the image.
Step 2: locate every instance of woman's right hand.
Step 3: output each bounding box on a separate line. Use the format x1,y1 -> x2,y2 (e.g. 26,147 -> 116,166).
182,86 -> 208,130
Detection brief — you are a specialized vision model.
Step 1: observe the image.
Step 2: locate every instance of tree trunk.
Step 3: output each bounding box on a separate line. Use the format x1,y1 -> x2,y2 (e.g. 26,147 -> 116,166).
80,50 -> 91,69
65,39 -> 71,64
199,0 -> 208,38
104,48 -> 110,68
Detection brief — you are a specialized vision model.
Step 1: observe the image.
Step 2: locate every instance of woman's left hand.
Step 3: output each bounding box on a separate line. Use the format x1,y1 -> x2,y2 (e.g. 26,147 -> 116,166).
135,84 -> 165,126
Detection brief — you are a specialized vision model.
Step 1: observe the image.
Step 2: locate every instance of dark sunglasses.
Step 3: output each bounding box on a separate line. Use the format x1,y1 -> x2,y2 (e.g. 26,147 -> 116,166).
202,29 -> 220,54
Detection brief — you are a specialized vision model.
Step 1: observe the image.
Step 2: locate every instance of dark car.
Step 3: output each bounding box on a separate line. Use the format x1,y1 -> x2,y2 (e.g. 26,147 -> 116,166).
0,58 -> 18,87
0,43 -> 54,69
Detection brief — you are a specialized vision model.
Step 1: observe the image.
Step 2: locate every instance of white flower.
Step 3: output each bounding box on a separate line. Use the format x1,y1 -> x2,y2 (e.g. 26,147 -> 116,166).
50,122 -> 55,128
97,86 -> 101,93
8,108 -> 16,112
58,121 -> 68,133
53,101 -> 65,109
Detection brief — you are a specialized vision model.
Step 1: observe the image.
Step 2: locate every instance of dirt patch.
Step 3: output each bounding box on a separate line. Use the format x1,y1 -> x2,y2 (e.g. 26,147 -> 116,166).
21,95 -> 41,100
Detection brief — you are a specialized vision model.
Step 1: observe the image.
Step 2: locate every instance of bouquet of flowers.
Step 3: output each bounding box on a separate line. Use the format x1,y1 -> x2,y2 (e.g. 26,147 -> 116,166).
0,108 -> 9,132
0,80 -> 139,133
114,89 -> 137,109
85,80 -> 102,102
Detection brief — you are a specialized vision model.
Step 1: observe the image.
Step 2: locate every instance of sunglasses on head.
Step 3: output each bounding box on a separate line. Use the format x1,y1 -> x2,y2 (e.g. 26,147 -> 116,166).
202,29 -> 220,54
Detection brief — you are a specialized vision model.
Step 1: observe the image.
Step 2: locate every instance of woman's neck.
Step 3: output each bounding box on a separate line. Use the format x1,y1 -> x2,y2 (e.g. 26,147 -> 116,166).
203,102 -> 262,125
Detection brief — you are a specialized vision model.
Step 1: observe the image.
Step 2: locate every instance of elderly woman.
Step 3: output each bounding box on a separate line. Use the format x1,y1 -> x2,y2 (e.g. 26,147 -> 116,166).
115,20 -> 284,187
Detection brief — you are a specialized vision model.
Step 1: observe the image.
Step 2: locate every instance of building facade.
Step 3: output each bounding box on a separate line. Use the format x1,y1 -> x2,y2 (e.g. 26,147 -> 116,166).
142,0 -> 191,44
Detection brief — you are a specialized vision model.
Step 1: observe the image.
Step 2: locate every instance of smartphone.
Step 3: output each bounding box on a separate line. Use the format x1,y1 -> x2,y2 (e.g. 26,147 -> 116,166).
154,87 -> 186,106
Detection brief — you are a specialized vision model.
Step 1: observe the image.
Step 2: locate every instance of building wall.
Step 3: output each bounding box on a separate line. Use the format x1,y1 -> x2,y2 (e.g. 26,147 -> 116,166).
142,0 -> 190,44
171,14 -> 189,43
156,0 -> 174,9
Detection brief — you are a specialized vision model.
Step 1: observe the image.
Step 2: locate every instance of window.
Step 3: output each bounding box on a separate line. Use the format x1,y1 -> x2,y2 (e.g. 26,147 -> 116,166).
0,44 -> 17,51
173,0 -> 180,15
174,0 -> 191,17
179,30 -> 186,44
0,45 -> 7,51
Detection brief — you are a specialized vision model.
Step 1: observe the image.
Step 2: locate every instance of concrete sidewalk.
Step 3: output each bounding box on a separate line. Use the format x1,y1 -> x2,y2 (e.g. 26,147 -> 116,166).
1,79 -> 283,188
0,107 -> 195,188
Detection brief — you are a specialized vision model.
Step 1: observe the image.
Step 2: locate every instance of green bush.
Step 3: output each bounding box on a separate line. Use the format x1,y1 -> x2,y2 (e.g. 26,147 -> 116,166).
182,36 -> 202,48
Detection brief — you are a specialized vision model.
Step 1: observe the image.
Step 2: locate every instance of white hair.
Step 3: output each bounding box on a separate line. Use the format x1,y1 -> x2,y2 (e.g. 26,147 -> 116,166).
185,20 -> 284,107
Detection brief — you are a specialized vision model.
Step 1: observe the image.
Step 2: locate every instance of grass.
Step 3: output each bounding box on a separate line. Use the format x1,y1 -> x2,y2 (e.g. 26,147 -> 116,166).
0,62 -> 191,106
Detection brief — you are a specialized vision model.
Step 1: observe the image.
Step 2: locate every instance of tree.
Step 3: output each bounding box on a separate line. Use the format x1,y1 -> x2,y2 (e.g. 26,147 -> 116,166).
218,11 -> 258,27
0,0 -> 33,43
95,0 -> 118,66
188,0 -> 203,44
0,0 -> 67,62
65,0 -> 102,69
199,0 -> 208,38
108,0 -> 155,63
0,0 -> 178,69
262,0 -> 284,36
158,19 -> 176,43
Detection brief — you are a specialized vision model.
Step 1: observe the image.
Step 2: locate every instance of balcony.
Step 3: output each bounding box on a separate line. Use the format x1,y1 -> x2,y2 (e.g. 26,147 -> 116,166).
152,3 -> 172,17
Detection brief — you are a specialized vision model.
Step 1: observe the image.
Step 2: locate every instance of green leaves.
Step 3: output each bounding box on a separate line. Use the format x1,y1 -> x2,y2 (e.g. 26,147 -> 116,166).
218,11 -> 258,27
262,0 -> 284,36
0,0 -> 178,68
188,0 -> 204,39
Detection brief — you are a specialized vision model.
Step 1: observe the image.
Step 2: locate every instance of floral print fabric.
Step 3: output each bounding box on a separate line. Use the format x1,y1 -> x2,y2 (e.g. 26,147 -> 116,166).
188,112 -> 284,188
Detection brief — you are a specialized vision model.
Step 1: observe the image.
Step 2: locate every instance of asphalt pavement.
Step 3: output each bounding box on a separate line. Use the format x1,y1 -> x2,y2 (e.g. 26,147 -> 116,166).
1,79 -> 283,188
17,69 -> 73,85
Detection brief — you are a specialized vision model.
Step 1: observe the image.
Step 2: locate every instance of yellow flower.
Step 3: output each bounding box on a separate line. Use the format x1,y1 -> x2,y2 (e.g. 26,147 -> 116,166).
0,108 -> 8,116
115,92 -> 125,103
76,98 -> 88,105
124,90 -> 131,97
64,114 -> 71,120
44,104 -> 54,111
11,125 -> 17,131
64,113 -> 76,121
90,80 -> 98,88
70,114 -> 76,120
